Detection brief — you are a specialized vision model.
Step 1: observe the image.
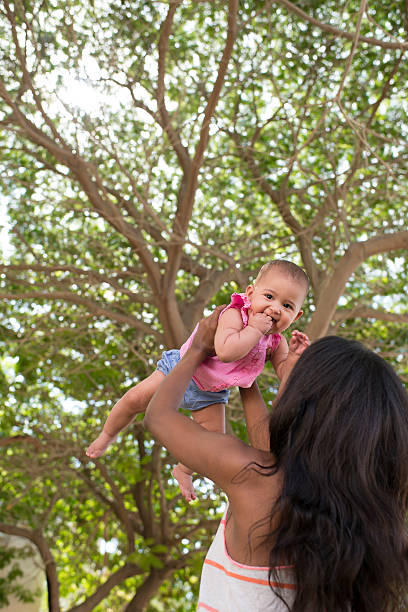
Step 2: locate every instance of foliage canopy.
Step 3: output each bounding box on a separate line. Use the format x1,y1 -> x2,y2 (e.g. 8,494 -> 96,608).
0,0 -> 407,609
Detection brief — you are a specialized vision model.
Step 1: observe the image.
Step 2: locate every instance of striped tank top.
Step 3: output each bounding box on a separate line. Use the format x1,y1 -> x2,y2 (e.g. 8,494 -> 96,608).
197,509 -> 296,611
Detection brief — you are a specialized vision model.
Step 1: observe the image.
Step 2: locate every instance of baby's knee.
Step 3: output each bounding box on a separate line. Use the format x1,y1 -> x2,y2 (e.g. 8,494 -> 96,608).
126,377 -> 160,410
123,384 -> 149,412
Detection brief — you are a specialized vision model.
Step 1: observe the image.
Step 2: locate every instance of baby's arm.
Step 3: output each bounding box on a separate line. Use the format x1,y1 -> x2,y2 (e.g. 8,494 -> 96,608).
271,330 -> 310,390
214,308 -> 272,362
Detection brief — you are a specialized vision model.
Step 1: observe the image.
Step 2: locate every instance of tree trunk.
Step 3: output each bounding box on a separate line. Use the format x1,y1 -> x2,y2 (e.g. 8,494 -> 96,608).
123,569 -> 169,612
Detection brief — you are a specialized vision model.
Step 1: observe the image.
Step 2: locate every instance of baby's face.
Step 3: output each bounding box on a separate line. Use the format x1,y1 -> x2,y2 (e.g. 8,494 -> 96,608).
245,269 -> 305,334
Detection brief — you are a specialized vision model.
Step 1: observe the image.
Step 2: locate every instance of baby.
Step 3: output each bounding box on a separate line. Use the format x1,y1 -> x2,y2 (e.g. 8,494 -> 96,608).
86,260 -> 310,501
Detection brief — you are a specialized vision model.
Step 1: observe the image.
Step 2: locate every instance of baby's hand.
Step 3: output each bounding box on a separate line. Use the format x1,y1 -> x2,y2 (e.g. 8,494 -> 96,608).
289,330 -> 310,356
248,312 -> 272,335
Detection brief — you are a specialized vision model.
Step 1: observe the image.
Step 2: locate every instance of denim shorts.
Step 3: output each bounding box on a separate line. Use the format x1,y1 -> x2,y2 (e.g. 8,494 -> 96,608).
156,349 -> 230,411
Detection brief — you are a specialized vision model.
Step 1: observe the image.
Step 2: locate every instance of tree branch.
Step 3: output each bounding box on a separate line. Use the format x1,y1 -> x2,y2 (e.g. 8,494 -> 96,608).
230,133 -> 323,291
338,0 -> 367,97
0,88 -> 162,297
165,0 -> 239,293
0,289 -> 160,338
88,458 -> 135,553
157,2 -> 191,173
3,0 -> 70,149
333,306 -> 408,323
68,563 -> 142,612
0,264 -> 153,301
306,230 -> 408,339
123,568 -> 171,612
276,0 -> 408,51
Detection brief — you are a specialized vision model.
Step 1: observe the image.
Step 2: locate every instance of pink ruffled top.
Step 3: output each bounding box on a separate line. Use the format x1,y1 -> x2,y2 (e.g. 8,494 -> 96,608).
179,293 -> 282,391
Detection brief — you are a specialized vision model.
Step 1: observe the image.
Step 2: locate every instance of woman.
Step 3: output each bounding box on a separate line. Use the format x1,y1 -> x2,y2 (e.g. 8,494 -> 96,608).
144,308 -> 408,611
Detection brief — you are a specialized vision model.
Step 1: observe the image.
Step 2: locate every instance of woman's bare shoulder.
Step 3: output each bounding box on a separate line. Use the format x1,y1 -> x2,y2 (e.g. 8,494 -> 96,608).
223,450 -> 283,565
223,445 -> 281,503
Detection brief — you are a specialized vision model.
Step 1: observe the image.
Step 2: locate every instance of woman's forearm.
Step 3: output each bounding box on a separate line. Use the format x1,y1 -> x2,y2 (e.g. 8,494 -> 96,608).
275,351 -> 299,398
239,383 -> 270,451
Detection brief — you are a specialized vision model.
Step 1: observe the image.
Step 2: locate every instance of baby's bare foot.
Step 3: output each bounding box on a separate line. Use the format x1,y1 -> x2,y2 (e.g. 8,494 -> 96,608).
86,432 -> 116,458
172,465 -> 196,502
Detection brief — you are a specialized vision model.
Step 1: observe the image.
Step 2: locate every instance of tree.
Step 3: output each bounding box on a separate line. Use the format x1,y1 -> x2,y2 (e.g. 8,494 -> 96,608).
0,0 -> 407,609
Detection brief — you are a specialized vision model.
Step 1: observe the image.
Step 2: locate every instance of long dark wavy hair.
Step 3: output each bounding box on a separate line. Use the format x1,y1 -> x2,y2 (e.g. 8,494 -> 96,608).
268,336 -> 408,612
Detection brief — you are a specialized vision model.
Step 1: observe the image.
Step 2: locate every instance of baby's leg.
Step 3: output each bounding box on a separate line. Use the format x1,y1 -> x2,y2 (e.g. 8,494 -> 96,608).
172,403 -> 225,502
86,370 -> 165,458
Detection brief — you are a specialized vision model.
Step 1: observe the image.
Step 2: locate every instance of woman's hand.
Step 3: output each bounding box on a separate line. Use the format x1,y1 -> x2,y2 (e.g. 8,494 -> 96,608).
191,305 -> 225,356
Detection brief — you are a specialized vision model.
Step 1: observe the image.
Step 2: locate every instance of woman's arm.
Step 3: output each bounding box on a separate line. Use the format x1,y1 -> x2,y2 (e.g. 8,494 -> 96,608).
242,332 -> 310,452
143,309 -> 261,492
240,333 -> 310,453
239,382 -> 270,451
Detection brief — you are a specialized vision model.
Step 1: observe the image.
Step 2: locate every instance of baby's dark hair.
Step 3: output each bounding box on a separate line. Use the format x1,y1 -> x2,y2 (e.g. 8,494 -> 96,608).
254,260 -> 309,295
